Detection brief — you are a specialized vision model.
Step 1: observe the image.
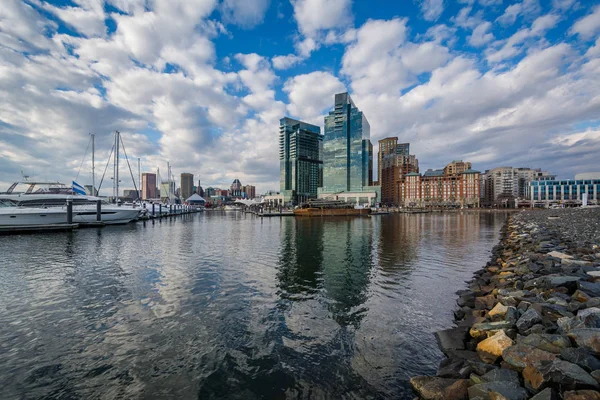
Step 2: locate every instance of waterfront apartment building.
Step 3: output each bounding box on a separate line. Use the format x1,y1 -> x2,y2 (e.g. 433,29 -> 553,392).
180,173 -> 194,201
279,117 -> 323,204
319,92 -> 379,205
527,173 -> 600,207
141,172 -> 157,200
481,167 -> 555,207
400,165 -> 480,208
380,151 -> 419,205
377,138 -> 410,183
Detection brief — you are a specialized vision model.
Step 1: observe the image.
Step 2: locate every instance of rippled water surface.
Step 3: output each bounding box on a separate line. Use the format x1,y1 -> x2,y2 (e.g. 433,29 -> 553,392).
0,212 -> 508,399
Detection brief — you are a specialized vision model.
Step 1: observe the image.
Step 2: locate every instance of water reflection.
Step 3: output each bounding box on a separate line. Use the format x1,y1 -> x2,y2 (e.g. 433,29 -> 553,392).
0,212 -> 508,399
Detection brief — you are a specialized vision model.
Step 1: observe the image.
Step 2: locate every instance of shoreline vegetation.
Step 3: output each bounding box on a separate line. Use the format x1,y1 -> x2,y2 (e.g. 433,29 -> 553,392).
410,207 -> 600,400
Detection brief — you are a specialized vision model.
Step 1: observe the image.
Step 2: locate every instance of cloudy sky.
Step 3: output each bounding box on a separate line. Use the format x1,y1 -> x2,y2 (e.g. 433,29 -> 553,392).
1,0 -> 599,195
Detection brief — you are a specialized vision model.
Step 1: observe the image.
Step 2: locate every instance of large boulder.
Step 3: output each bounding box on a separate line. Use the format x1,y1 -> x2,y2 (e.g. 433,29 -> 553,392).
476,294 -> 499,310
523,359 -> 599,392
477,331 -> 514,364
560,348 -> 600,373
436,327 -> 468,356
409,376 -> 467,400
470,321 -> 516,339
579,281 -> 600,298
489,303 -> 509,320
529,388 -> 558,400
502,344 -> 557,370
518,334 -> 572,354
516,309 -> 542,333
563,390 -> 600,400
480,369 -> 520,386
568,329 -> 600,356
467,382 -> 528,400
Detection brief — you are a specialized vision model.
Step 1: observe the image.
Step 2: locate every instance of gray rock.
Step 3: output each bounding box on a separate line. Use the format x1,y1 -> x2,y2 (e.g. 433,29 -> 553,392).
519,334 -> 572,354
529,388 -> 558,400
517,301 -> 531,312
481,368 -> 520,386
568,329 -> 600,356
560,348 -> 600,373
502,343 -> 556,370
436,327 -> 467,356
523,359 -> 599,391
467,382 -> 528,400
579,281 -> 600,298
516,309 -> 542,333
592,370 -> 600,383
505,307 -> 519,325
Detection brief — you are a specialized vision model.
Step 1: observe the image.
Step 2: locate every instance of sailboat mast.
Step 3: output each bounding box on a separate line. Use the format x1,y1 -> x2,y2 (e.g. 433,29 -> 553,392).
115,130 -> 120,203
91,133 -> 95,196
137,158 -> 141,200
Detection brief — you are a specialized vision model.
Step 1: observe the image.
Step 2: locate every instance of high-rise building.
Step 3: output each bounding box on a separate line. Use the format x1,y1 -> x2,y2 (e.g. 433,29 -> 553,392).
141,173 -> 157,200
321,92 -> 374,194
243,185 -> 256,199
181,173 -> 194,200
279,117 -> 323,204
197,180 -> 204,197
377,138 -> 411,182
230,179 -> 242,197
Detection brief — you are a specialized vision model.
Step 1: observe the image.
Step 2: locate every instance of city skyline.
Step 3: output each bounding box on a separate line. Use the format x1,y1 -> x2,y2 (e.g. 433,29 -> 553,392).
1,1 -> 600,195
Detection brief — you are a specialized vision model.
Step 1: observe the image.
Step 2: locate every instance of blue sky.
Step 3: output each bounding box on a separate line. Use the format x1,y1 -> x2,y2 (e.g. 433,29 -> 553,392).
0,0 -> 599,194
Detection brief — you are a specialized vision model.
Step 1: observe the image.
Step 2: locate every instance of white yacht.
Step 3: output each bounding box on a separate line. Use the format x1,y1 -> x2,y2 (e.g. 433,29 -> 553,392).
0,200 -> 68,227
0,182 -> 141,225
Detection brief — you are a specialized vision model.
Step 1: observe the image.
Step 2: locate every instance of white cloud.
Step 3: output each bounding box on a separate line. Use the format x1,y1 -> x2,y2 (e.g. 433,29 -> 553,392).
40,0 -> 107,38
0,0 -> 57,52
284,71 -> 345,124
220,0 -> 271,28
452,6 -> 482,29
570,5 -> 600,39
272,54 -> 303,70
552,128 -> 600,146
290,0 -> 353,57
342,18 -> 450,96
468,21 -> 494,47
487,14 -> 559,63
291,0 -> 353,37
496,0 -> 541,26
419,0 -> 445,22
423,24 -> 458,45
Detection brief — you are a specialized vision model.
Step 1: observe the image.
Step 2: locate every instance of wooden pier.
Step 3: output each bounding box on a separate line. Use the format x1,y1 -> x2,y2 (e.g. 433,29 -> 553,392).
0,223 -> 79,235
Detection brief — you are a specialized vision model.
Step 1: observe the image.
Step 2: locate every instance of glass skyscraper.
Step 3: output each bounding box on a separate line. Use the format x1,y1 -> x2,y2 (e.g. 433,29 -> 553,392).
322,92 -> 373,193
279,117 -> 323,203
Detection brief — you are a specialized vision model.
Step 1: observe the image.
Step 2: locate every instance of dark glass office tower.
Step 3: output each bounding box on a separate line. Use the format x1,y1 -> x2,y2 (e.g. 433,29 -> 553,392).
279,117 -> 323,203
322,92 -> 373,193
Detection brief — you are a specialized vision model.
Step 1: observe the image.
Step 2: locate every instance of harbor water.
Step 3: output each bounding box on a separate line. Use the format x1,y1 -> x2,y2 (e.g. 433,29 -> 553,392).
0,212 -> 508,399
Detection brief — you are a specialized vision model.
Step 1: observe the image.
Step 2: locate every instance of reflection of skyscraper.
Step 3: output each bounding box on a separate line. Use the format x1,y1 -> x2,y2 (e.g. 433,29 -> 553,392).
320,219 -> 374,327
277,218 -> 324,297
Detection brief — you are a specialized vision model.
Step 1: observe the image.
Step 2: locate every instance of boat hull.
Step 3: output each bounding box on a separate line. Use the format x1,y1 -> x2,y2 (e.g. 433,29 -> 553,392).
0,208 -> 68,226
72,206 -> 141,225
294,208 -> 371,217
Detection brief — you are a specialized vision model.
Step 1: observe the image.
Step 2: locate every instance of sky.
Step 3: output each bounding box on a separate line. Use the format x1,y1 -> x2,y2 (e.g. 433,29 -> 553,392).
1,0 -> 600,195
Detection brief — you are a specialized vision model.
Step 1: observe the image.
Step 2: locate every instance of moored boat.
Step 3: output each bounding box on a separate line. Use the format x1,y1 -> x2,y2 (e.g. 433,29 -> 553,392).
294,199 -> 371,217
0,200 -> 68,226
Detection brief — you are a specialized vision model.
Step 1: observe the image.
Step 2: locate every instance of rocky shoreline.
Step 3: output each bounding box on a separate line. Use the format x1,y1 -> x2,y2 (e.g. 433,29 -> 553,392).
411,208 -> 600,400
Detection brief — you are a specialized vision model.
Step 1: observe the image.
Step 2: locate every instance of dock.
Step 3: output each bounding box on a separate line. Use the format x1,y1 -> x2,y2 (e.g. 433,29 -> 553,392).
0,223 -> 79,235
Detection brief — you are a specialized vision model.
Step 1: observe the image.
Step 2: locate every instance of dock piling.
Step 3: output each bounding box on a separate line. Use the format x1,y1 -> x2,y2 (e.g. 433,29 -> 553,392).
67,198 -> 73,224
96,200 -> 102,222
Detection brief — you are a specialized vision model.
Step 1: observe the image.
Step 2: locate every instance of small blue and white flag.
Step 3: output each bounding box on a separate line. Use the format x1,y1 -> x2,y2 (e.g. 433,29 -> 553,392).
72,181 -> 86,195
